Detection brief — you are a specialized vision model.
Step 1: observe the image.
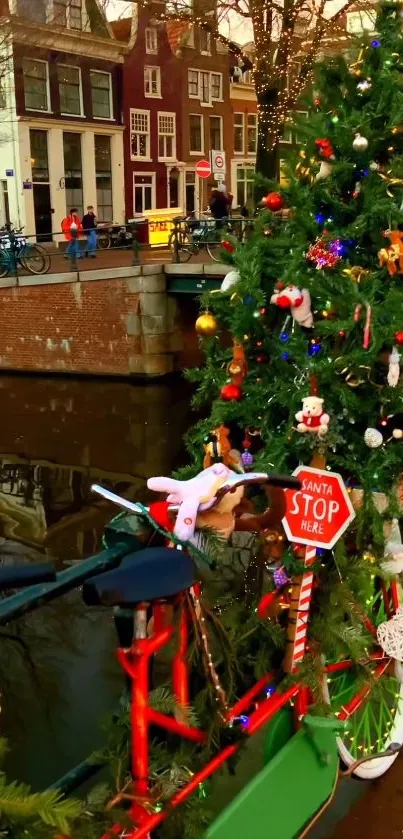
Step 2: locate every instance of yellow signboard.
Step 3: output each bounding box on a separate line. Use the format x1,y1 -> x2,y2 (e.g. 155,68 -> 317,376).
142,208 -> 182,247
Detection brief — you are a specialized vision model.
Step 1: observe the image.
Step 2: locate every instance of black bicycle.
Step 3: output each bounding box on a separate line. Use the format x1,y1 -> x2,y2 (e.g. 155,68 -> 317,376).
0,225 -> 51,277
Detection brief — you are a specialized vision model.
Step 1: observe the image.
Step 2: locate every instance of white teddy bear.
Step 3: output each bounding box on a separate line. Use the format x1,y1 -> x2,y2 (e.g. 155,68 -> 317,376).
295,396 -> 330,436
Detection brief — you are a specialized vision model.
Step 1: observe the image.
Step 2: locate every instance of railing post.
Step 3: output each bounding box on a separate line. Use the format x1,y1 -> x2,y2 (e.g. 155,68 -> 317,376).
131,222 -> 140,266
172,218 -> 180,264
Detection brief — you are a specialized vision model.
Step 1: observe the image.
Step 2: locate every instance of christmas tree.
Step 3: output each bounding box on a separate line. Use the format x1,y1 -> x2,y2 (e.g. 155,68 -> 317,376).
186,0 -> 403,522
175,0 -> 403,769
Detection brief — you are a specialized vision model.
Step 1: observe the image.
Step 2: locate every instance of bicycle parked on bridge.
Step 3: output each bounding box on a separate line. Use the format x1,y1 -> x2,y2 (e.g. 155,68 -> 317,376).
169,213 -> 251,263
0,224 -> 51,277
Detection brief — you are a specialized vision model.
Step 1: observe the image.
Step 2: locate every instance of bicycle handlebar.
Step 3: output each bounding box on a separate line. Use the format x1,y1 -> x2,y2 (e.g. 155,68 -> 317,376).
0,562 -> 56,591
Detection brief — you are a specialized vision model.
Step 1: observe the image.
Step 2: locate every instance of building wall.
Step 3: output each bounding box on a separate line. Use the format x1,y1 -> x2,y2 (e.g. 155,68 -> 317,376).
121,14 -> 183,216
229,78 -> 258,210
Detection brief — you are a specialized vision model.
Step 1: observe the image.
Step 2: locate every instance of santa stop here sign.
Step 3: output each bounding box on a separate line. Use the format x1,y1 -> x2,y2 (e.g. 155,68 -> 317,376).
282,466 -> 355,550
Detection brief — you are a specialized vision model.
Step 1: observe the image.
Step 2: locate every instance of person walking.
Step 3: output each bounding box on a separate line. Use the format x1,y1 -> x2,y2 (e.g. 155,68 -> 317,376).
61,209 -> 82,262
82,206 -> 97,258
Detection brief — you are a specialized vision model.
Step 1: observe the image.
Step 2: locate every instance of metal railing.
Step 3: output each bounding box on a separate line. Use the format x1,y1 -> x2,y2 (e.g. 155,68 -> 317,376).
0,221 -> 150,280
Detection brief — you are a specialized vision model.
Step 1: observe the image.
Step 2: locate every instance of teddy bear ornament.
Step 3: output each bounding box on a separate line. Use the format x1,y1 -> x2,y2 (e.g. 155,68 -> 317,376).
295,395 -> 330,436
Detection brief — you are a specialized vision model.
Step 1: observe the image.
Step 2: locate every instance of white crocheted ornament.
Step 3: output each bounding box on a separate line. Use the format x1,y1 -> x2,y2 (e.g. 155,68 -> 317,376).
377,607 -> 403,661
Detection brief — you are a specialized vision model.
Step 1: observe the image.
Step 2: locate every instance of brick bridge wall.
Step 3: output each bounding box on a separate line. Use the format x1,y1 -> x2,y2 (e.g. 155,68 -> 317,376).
0,265 -> 196,377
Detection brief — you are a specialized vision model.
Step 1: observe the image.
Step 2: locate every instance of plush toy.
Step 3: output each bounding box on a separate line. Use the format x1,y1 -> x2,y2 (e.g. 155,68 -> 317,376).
270,284 -> 313,328
295,396 -> 330,436
203,425 -> 240,469
378,229 -> 403,276
221,270 -> 240,292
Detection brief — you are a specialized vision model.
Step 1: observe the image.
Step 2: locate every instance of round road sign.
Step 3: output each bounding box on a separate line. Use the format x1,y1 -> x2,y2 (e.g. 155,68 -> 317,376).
196,159 -> 211,179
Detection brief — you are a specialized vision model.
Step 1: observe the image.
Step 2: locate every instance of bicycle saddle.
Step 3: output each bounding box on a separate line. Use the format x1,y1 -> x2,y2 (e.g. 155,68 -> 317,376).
82,547 -> 196,607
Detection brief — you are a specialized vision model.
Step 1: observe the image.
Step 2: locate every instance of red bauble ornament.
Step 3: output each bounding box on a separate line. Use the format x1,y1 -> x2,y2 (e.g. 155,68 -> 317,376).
220,383 -> 242,401
221,240 -> 235,254
263,192 -> 285,212
395,331 -> 403,346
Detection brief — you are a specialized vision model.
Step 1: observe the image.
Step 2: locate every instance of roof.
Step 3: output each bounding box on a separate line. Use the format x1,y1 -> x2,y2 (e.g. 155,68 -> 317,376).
110,17 -> 132,42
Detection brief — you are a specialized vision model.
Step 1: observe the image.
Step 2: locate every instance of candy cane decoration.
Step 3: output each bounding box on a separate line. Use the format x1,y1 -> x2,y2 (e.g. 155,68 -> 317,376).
291,545 -> 317,671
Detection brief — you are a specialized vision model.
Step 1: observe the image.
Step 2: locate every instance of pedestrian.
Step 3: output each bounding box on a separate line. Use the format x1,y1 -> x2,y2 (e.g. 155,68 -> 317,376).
82,205 -> 97,258
61,208 -> 82,262
209,186 -> 228,222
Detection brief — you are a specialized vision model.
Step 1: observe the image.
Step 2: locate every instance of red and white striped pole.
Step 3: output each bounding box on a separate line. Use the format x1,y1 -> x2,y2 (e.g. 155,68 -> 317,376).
290,545 -> 317,671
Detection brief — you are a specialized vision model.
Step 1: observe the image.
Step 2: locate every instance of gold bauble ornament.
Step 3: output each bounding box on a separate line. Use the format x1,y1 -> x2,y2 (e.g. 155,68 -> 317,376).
195,312 -> 218,336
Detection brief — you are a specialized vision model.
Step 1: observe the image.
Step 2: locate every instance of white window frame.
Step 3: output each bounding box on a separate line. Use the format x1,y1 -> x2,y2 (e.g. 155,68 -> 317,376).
234,112 -> 244,155
133,171 -> 156,215
145,27 -> 158,54
209,115 -> 223,152
90,70 -> 113,120
57,63 -> 84,117
186,25 -> 195,48
23,58 -> 51,113
130,108 -> 151,161
200,28 -> 211,55
51,0 -> 84,30
158,111 -> 176,161
189,113 -> 204,155
279,159 -> 289,187
144,66 -> 161,98
187,68 -> 222,105
280,119 -> 293,144
210,72 -> 222,102
246,113 -> 258,155
294,110 -> 309,144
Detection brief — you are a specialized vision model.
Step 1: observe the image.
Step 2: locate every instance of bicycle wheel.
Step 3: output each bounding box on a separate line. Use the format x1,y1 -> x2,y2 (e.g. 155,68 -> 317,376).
98,232 -> 111,250
206,242 -> 222,262
168,231 -> 194,263
20,244 -> 49,275
0,251 -> 9,278
322,575 -> 403,779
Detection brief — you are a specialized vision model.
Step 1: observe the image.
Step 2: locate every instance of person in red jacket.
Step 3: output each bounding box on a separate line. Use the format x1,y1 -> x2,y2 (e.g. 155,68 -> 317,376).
61,208 -> 83,261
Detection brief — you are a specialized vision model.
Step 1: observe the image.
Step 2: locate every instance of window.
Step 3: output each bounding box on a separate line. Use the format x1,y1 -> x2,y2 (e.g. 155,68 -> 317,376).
209,116 -> 222,151
144,66 -> 161,98
200,71 -> 210,104
133,173 -> 155,214
234,113 -> 244,154
188,69 -> 222,104
247,113 -> 257,154
23,59 -> 49,111
63,132 -> 83,217
280,160 -> 289,187
145,27 -> 158,54
346,10 -> 375,33
236,165 -> 254,208
211,73 -> 222,100
0,181 -> 10,227
294,111 -> 309,144
130,109 -> 150,160
280,120 -> 293,144
200,28 -> 211,54
243,70 -> 252,84
53,0 -> 82,29
30,130 -> 49,181
158,112 -> 176,160
57,65 -> 82,116
17,0 -> 47,22
188,70 -> 199,97
95,135 -> 112,223
90,71 -> 112,119
189,114 -> 203,154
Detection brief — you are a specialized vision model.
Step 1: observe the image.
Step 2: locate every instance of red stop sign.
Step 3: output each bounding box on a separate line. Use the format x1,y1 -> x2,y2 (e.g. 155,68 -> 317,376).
282,466 -> 355,550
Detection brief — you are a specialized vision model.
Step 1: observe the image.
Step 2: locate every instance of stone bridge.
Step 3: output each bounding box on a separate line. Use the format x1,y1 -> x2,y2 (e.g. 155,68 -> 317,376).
0,262 -> 226,376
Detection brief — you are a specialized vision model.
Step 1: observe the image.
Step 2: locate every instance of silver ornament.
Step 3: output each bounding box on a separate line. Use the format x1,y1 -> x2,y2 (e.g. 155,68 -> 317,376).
353,132 -> 369,152
364,427 -> 383,448
357,79 -> 372,93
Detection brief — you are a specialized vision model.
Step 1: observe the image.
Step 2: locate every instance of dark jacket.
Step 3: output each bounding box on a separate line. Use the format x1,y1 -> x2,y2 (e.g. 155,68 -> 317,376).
82,213 -> 97,231
209,191 -> 229,220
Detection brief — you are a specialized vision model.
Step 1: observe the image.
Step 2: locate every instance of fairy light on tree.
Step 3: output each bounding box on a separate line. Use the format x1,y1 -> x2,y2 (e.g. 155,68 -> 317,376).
134,0 -> 373,179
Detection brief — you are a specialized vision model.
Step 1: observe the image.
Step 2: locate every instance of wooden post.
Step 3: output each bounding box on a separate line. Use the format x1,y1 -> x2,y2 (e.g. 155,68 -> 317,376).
283,452 -> 326,674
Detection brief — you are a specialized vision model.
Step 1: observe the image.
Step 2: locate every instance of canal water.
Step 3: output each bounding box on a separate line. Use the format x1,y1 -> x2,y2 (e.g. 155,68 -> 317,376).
0,373 -> 194,789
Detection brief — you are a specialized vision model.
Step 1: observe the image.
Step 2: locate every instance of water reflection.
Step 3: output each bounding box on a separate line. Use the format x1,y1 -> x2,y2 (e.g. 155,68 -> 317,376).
0,374 -> 193,789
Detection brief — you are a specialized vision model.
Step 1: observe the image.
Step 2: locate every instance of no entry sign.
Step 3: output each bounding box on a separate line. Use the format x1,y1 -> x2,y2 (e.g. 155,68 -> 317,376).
282,466 -> 355,550
196,159 -> 211,179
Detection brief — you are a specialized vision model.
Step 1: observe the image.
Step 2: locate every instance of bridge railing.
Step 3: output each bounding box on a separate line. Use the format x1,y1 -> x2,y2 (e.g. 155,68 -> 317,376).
169,215 -> 254,264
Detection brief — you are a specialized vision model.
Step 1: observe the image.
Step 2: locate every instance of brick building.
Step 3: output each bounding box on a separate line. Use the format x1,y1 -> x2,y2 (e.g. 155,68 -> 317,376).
0,0 -> 125,239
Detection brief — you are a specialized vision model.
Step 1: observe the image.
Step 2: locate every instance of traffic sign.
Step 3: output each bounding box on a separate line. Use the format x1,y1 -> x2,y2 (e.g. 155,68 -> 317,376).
282,466 -> 355,550
211,150 -> 226,177
196,159 -> 211,179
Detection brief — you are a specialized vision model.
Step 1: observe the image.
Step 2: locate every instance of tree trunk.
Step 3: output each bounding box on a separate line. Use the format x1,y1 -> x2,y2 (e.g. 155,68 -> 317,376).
254,89 -> 280,198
